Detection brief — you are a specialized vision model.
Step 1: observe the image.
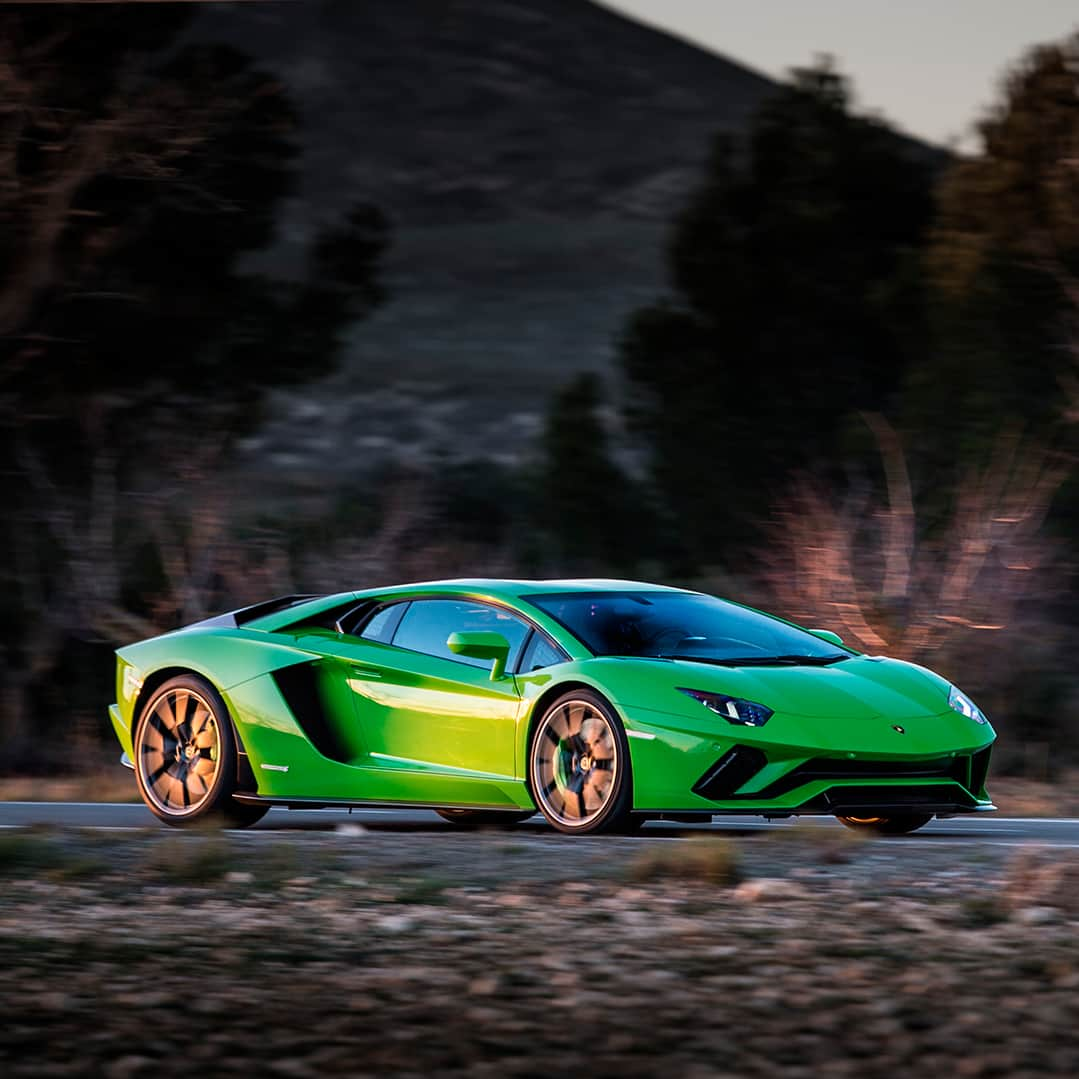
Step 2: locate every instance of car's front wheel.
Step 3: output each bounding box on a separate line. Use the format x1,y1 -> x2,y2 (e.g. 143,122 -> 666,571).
836,813 -> 933,836
529,689 -> 632,835
133,674 -> 267,829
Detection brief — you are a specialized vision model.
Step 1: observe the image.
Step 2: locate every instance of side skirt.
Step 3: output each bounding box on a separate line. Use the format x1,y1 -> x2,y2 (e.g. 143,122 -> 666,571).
636,803 -> 997,818
232,793 -> 536,814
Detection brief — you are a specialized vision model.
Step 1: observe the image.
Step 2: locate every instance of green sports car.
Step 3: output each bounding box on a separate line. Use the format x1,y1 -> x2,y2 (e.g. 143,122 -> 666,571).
108,579 -> 996,835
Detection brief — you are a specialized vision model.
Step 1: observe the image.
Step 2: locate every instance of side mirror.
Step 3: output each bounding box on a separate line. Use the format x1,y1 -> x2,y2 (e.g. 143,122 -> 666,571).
808,628 -> 844,648
446,630 -> 511,681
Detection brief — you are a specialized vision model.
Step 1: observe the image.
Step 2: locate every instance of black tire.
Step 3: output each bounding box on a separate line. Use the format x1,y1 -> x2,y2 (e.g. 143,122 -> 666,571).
221,800 -> 272,829
528,689 -> 632,835
133,674 -> 268,829
836,813 -> 933,836
435,808 -> 534,828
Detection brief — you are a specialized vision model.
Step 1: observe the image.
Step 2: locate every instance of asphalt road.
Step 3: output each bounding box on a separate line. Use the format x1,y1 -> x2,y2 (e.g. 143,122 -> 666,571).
2,801 -> 1078,845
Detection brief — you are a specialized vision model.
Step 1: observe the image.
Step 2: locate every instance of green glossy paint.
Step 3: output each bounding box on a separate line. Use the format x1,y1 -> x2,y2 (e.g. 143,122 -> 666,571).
110,579 -> 996,817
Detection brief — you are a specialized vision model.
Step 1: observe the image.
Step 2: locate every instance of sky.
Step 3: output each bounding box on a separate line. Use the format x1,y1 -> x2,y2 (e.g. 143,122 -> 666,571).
602,0 -> 1078,147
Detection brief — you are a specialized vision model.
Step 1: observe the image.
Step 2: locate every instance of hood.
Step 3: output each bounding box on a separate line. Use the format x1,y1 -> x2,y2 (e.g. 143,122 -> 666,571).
611,655 -> 952,720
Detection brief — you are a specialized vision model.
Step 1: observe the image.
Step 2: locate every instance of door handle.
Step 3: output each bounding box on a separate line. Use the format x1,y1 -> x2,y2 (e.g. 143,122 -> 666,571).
350,665 -> 383,679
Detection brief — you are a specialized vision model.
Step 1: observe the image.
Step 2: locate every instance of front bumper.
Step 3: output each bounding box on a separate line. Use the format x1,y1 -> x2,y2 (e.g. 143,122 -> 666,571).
623,706 -> 996,816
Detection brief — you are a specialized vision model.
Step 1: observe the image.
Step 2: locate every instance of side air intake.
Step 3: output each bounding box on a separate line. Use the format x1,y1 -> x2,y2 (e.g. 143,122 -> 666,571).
270,662 -> 351,764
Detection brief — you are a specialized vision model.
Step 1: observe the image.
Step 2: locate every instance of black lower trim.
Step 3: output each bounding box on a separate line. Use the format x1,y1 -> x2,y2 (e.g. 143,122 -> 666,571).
700,751 -> 991,802
634,812 -> 715,823
631,803 -> 994,817
235,750 -> 257,792
232,793 -> 535,813
798,783 -> 979,814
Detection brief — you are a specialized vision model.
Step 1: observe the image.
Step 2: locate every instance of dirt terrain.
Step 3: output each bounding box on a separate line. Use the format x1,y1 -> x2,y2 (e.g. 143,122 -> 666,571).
1,824 -> 1077,1077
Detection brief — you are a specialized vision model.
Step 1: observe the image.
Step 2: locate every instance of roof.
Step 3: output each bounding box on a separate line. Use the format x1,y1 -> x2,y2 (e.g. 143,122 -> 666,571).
241,579 -> 694,641
353,578 -> 689,601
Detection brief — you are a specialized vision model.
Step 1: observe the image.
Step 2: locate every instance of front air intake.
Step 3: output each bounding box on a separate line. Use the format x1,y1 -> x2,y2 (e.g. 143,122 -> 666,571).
968,746 -> 992,794
692,746 -> 768,800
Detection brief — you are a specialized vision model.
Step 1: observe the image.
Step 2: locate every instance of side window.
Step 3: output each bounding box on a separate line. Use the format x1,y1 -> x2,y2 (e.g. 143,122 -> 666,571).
519,631 -> 569,673
391,600 -> 531,671
358,603 -> 408,644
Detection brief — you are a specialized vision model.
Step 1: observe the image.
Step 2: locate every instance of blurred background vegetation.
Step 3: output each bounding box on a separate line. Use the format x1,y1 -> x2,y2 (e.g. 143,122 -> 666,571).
1,2 -> 1077,778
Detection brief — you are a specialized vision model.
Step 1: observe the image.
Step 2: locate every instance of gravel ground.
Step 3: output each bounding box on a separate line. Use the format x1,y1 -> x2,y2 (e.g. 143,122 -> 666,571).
1,825 -> 1077,1078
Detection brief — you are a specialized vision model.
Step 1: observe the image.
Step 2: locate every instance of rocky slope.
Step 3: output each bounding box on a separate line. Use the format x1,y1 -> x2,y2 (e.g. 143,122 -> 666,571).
183,1 -> 781,484
192,0 -> 776,228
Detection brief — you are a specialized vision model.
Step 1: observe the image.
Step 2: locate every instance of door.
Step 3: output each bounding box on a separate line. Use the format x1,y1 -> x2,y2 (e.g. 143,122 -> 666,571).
323,598 -> 532,804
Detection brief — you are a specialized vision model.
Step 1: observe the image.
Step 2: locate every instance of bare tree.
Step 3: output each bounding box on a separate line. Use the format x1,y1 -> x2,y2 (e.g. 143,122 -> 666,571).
763,413 -> 1070,664
295,469 -> 520,596
0,22 -> 278,357
0,11 -> 387,767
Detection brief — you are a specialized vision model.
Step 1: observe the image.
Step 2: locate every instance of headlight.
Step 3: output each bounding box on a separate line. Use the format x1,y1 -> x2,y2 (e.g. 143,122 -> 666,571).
948,685 -> 986,724
678,688 -> 773,727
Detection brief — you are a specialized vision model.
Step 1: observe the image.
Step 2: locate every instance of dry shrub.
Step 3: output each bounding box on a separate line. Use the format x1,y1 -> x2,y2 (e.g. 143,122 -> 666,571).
143,831 -> 232,885
758,821 -> 867,864
20,451 -> 519,652
0,826 -> 105,880
628,835 -> 742,886
1003,845 -> 1079,916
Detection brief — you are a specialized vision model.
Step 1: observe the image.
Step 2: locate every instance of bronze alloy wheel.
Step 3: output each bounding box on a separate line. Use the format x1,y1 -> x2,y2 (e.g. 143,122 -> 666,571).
137,684 -> 221,817
529,690 -> 632,834
133,674 -> 267,828
836,813 -> 933,836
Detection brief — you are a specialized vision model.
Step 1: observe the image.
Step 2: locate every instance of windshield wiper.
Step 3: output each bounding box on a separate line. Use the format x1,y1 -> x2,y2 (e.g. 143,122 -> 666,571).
658,653 -> 849,667
766,654 -> 849,666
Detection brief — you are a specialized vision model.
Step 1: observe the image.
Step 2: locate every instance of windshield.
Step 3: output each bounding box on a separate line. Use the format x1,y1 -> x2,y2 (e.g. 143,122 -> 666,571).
525,591 -> 850,665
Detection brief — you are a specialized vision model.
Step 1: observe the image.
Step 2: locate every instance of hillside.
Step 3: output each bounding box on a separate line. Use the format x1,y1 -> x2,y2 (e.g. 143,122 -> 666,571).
186,0 -> 783,485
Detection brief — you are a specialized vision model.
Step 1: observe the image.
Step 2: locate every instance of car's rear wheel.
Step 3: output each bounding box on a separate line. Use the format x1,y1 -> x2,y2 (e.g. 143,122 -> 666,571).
134,674 -> 267,829
435,809 -> 534,828
529,689 -> 632,835
836,813 -> 933,835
